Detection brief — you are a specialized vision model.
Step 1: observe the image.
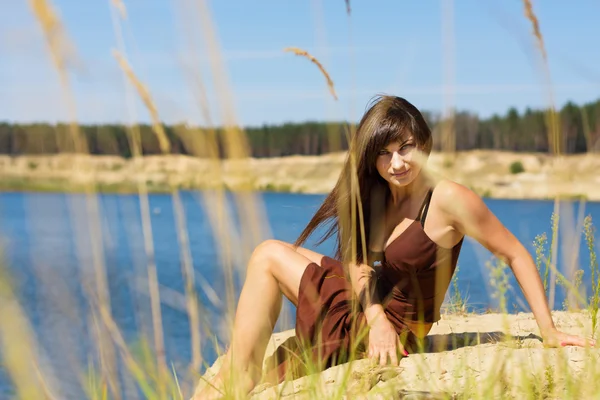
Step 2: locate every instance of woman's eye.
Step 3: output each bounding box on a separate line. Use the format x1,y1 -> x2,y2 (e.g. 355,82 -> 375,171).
378,150 -> 389,155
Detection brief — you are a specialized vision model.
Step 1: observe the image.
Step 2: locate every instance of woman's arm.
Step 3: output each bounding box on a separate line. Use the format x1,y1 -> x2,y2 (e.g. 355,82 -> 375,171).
348,257 -> 384,324
348,256 -> 408,364
436,180 -> 594,347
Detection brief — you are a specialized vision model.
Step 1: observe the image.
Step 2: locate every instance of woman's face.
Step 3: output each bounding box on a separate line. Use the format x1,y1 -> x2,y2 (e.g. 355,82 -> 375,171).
375,135 -> 422,186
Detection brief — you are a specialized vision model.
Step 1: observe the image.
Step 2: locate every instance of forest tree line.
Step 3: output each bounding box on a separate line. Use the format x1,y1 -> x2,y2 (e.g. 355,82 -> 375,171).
0,98 -> 599,158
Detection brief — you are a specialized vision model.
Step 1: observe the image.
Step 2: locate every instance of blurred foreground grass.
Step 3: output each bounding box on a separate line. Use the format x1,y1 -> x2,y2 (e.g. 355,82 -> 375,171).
1,1 -> 598,399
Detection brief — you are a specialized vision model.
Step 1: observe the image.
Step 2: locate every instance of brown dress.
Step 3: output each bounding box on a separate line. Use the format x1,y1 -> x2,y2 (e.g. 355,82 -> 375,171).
274,189 -> 464,381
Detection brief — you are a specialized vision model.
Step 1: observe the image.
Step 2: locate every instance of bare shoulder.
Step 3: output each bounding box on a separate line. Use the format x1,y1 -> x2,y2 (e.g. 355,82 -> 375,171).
432,179 -> 481,205
431,179 -> 489,228
430,180 -> 523,260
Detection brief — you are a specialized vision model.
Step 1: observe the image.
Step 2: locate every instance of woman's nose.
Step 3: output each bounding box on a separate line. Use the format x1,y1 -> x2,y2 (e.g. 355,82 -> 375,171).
391,151 -> 404,169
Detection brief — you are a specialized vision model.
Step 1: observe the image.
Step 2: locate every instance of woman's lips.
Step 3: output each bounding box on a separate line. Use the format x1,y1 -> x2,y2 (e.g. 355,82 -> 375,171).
392,170 -> 410,178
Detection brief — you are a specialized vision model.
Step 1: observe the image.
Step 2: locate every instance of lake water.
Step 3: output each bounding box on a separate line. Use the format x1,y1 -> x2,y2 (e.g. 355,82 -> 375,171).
0,191 -> 598,398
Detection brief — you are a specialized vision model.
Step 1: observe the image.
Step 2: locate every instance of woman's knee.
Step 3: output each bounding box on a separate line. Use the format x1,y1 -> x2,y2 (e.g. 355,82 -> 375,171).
250,239 -> 289,271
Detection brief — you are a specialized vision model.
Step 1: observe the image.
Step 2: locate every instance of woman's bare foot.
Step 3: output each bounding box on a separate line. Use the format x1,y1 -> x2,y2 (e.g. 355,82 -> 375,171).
191,369 -> 259,400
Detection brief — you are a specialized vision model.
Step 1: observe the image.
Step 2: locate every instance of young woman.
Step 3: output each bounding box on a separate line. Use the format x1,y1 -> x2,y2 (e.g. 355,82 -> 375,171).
193,95 -> 593,399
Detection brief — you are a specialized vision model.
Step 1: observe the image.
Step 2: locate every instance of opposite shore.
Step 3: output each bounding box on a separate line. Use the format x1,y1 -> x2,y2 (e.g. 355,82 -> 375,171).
0,150 -> 599,200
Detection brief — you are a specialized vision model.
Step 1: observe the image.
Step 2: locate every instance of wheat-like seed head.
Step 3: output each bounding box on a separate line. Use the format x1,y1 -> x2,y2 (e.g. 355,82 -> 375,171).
112,50 -> 172,155
523,0 -> 547,61
29,0 -> 79,74
284,46 -> 338,101
111,0 -> 127,19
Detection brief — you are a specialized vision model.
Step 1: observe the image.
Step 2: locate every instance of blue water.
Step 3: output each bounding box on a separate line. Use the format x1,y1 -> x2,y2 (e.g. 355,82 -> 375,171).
0,191 -> 599,398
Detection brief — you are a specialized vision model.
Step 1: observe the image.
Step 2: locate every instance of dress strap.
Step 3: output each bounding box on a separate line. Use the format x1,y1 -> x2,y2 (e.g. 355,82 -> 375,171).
417,188 -> 434,227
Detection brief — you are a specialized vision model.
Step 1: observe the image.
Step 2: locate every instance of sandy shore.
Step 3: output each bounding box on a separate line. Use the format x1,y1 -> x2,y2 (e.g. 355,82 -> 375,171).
0,151 -> 599,200
195,311 -> 600,399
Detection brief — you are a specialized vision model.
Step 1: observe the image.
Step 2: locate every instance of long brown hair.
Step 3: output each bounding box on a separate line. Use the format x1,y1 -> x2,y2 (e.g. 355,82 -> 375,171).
294,95 -> 433,265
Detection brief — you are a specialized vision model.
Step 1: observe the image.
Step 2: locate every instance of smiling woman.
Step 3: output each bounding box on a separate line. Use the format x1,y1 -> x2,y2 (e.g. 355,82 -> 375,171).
192,95 -> 593,400
377,139 -> 419,181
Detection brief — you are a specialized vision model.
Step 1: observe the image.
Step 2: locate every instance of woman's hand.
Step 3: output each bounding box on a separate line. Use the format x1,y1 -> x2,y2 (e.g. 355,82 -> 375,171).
542,328 -> 596,348
367,317 -> 408,366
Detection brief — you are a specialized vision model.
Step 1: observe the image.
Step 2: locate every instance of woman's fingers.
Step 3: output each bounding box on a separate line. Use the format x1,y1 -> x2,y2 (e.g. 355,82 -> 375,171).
378,348 -> 388,365
368,346 -> 376,362
561,334 -> 594,347
545,330 -> 597,348
369,344 -> 408,366
388,349 -> 399,366
370,346 -> 397,366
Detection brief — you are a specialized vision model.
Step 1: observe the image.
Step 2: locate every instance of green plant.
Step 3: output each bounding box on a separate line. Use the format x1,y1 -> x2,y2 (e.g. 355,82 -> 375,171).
533,232 -> 548,292
584,215 -> 600,338
487,257 -> 510,313
447,265 -> 467,315
515,320 -> 524,349
509,161 -> 525,174
544,365 -> 555,398
557,270 -> 584,311
542,212 -> 560,297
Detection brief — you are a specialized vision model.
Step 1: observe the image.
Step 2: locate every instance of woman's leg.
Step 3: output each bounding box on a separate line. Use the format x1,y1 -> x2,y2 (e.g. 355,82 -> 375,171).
193,240 -> 324,399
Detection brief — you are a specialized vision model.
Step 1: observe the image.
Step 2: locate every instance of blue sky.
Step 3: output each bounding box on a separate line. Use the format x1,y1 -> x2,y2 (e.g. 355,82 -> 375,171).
1,0 -> 599,126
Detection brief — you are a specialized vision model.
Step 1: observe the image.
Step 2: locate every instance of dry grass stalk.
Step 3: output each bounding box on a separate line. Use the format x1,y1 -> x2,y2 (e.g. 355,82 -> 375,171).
521,0 -> 562,306
172,188 -> 203,371
172,3 -> 239,375
84,202 -> 122,400
284,46 -> 338,100
108,19 -> 172,391
130,136 -> 170,396
174,7 -> 279,396
28,1 -> 126,397
95,306 -> 157,397
523,0 -> 547,61
441,0 -> 456,160
345,0 -> 351,16
25,194 -> 121,399
112,13 -> 202,391
108,22 -> 169,386
192,0 -> 252,160
112,49 -> 170,394
167,122 -> 213,370
194,0 -> 270,262
111,0 -> 127,19
112,50 -> 172,155
0,266 -> 55,399
28,0 -> 76,73
522,0 -> 560,155
29,0 -> 87,157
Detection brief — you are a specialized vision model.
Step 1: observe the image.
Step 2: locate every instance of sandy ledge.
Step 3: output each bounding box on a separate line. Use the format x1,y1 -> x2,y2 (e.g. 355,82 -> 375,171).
195,311 -> 600,399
